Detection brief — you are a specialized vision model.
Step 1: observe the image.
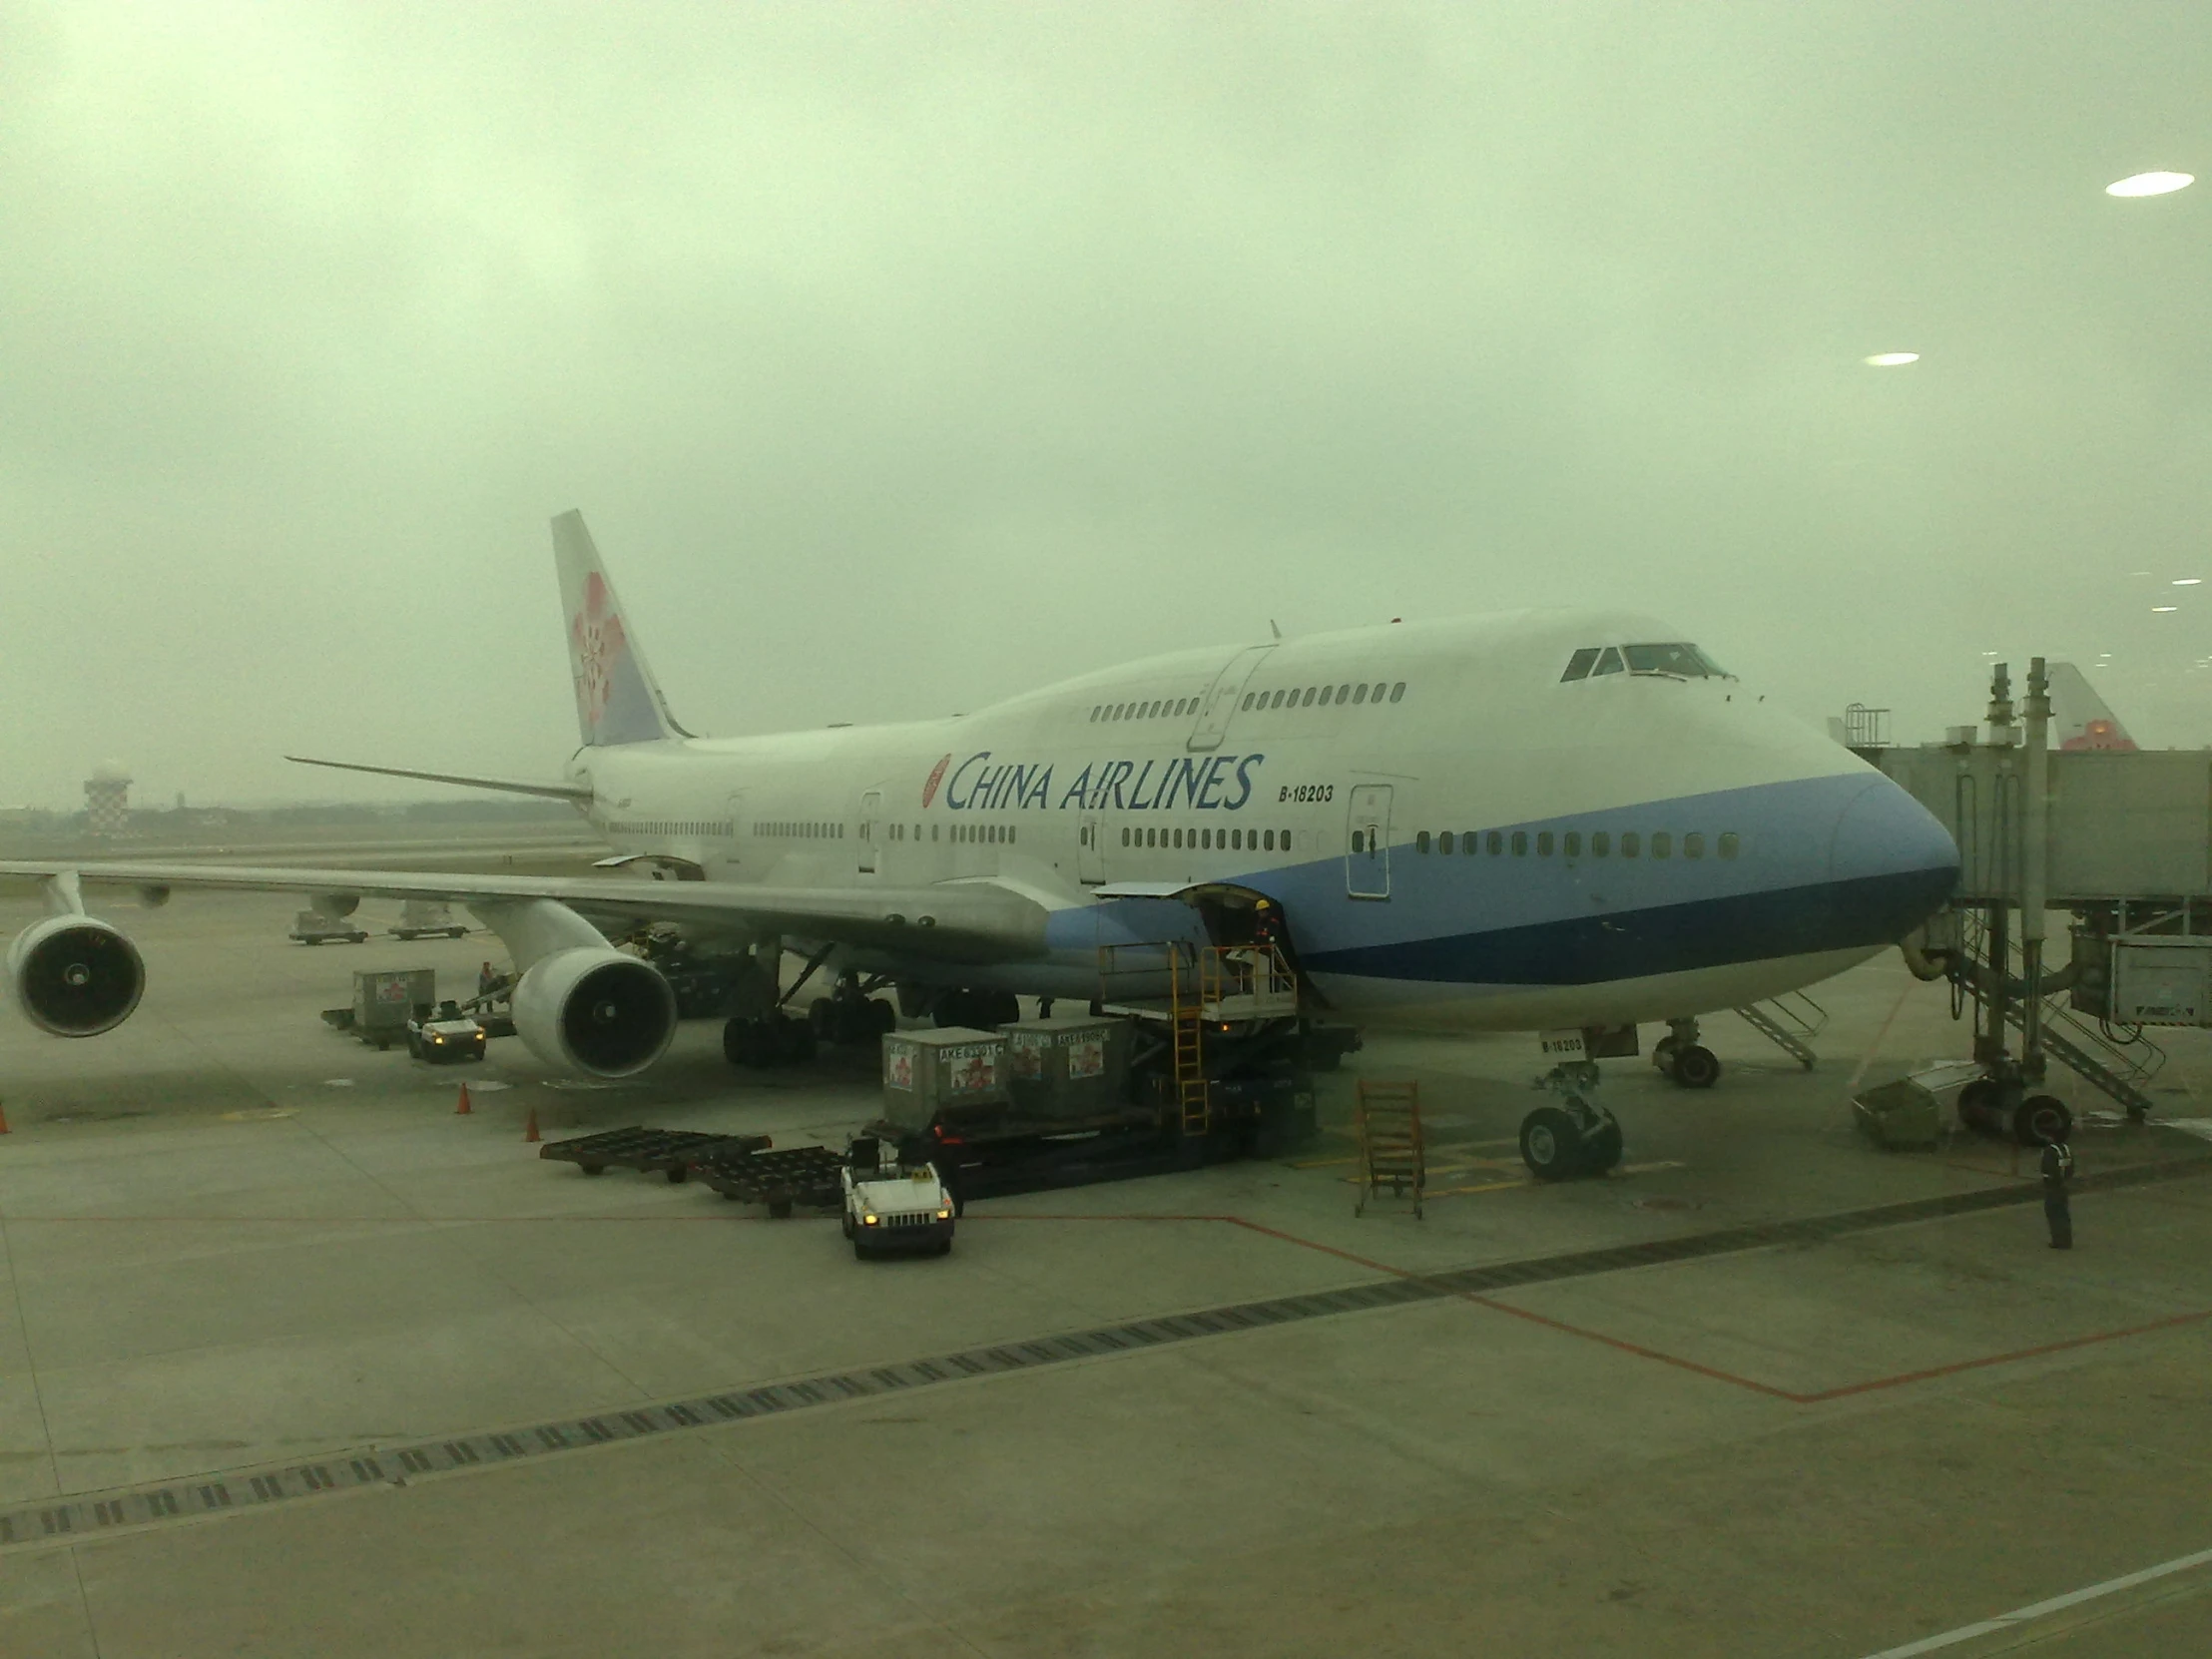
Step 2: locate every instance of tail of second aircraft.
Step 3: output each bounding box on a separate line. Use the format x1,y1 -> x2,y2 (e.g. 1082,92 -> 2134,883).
553,510 -> 693,747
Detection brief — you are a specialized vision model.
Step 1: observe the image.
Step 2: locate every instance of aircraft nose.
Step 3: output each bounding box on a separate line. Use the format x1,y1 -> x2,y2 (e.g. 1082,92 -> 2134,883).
1828,776 -> 1959,937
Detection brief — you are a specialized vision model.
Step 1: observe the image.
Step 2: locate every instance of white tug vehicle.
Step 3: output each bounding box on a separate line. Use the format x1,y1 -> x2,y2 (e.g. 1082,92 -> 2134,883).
839,1136 -> 956,1261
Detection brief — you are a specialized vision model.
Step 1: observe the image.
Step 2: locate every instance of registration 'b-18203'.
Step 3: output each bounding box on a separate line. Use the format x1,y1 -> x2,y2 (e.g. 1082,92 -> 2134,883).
0,511 -> 1957,1178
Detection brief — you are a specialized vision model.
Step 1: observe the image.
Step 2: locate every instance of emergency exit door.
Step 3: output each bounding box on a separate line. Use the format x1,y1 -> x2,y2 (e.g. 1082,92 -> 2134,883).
1346,786 -> 1391,899
858,790 -> 882,873
1079,814 -> 1106,883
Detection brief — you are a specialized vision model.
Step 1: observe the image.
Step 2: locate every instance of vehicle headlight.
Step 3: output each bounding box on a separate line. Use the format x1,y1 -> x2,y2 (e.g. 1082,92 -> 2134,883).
936,1207 -> 951,1220
862,1214 -> 878,1226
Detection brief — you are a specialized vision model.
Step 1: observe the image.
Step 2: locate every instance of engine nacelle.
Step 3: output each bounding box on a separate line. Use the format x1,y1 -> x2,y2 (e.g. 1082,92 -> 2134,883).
6,913 -> 146,1037
512,946 -> 677,1078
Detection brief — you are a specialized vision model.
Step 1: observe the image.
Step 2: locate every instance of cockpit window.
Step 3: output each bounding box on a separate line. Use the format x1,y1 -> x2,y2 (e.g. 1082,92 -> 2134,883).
1560,648 -> 1601,682
1591,646 -> 1625,676
1624,643 -> 1729,678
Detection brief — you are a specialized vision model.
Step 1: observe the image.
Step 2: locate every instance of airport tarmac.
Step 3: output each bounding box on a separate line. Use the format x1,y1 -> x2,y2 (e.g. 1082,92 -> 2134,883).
2,889 -> 2210,1657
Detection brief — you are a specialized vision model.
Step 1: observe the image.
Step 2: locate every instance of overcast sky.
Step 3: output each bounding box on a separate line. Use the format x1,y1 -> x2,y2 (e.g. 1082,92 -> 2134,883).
2,2 -> 2206,808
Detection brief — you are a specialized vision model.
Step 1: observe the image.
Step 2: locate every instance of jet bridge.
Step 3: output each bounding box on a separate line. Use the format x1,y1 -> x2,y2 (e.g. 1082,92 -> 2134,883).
1863,660 -> 2212,1124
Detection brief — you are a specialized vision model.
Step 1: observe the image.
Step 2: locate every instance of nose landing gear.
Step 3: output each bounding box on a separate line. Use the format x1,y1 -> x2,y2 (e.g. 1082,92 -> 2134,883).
1518,1057 -> 1625,1181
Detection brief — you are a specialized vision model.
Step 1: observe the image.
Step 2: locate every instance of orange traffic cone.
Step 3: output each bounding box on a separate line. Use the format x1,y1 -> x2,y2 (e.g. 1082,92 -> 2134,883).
522,1107 -> 540,1144
455,1083 -> 472,1116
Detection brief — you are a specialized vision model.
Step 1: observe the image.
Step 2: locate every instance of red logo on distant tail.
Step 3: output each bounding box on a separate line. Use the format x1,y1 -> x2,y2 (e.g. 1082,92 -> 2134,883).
921,753 -> 951,808
571,573 -> 627,729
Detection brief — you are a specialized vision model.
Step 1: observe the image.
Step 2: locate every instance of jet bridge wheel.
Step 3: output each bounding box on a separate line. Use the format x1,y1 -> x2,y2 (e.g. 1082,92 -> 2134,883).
1670,1045 -> 1721,1089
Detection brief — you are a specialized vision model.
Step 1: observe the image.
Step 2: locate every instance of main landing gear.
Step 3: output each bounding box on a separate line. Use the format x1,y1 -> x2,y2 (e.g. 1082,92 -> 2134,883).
1652,1016 -> 1721,1089
1518,1058 -> 1625,1181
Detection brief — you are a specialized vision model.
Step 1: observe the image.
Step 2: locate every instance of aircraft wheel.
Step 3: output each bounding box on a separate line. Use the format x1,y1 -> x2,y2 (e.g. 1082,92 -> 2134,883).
1651,1035 -> 1678,1073
1672,1045 -> 1721,1089
2015,1095 -> 2073,1146
1582,1114 -> 1624,1175
1519,1107 -> 1584,1182
777,1016 -> 817,1064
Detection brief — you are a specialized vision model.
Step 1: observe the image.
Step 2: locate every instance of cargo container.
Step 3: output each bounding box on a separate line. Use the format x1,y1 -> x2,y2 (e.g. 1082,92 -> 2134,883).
1002,1016 -> 1130,1120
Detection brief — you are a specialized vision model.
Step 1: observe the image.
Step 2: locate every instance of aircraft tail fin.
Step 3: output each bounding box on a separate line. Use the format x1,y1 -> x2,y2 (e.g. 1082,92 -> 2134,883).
2046,662 -> 2137,752
552,510 -> 694,747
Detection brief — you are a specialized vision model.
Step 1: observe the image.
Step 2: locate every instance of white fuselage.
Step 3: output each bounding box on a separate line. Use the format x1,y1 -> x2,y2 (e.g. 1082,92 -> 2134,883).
564,608 -> 1958,1032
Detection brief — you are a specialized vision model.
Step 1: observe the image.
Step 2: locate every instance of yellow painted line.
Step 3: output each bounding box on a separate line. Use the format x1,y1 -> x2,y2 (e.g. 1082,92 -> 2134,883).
1427,1179 -> 1531,1198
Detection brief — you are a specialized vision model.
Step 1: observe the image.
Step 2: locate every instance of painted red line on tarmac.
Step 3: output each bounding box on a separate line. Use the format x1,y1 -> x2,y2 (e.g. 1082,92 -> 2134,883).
1209,1215 -> 2212,1405
1793,1307 -> 2212,1403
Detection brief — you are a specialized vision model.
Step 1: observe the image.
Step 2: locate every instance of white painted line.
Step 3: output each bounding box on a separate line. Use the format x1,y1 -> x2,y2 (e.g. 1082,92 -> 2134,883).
1857,1544 -> 2212,1656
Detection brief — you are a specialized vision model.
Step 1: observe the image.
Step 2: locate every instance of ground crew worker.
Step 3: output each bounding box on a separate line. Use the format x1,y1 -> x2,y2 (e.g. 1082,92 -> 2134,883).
2039,1133 -> 2074,1250
477,960 -> 498,998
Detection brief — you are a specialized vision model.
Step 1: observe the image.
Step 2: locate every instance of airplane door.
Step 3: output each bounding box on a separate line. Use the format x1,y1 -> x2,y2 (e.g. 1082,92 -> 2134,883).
858,790 -> 882,873
1078,814 -> 1106,883
1346,785 -> 1391,899
1187,645 -> 1276,753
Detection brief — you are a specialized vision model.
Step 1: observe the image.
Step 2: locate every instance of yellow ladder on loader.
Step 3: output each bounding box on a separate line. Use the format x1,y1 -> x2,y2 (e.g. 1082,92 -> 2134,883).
1354,1079 -> 1423,1219
1168,948 -> 1208,1136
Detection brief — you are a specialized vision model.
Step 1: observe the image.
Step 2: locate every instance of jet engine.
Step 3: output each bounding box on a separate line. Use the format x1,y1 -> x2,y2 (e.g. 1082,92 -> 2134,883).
511,946 -> 677,1078
6,913 -> 146,1036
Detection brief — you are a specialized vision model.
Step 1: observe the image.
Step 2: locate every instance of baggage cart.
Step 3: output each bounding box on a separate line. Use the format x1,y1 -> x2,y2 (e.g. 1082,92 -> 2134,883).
692,1144 -> 847,1217
537,1127 -> 770,1183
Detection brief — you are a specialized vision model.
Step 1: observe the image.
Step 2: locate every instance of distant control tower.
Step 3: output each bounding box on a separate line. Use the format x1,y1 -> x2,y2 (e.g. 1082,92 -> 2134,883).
84,762 -> 132,838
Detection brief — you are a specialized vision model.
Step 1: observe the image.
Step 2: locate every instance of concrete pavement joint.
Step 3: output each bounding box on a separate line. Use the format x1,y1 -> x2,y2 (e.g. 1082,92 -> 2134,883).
5,1151 -> 2207,1558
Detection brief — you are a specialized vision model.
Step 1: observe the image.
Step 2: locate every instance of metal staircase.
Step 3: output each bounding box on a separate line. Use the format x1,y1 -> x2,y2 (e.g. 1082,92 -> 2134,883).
1732,991 -> 1828,1070
1096,942 -> 1300,1141
1955,910 -> 2166,1118
1167,950 -> 1209,1136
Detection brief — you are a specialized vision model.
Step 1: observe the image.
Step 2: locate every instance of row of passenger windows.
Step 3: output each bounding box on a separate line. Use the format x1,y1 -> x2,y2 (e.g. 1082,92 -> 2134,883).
755,821 -> 843,839
611,820 -> 731,837
1086,679 -> 1409,723
1121,824 -> 1291,851
884,822 -> 1013,843
1092,695 -> 1202,722
1397,828 -> 1741,859
1245,680 -> 1403,712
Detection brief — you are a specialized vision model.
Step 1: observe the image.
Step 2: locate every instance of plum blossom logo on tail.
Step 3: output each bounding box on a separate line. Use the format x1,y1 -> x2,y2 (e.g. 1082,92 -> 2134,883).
571,573 -> 627,731
921,754 -> 951,809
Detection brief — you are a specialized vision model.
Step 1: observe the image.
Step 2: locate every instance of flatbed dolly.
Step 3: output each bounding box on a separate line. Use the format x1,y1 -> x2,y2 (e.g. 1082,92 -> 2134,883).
537,1127 -> 770,1183
691,1144 -> 846,1219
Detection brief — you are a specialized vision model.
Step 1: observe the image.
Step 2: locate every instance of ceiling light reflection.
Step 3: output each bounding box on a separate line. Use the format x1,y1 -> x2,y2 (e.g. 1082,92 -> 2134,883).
2106,172 -> 2195,198
1863,352 -> 1920,366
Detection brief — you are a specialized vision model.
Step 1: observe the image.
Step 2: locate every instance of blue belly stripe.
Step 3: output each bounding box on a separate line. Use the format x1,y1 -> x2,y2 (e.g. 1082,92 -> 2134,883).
1304,865 -> 1955,986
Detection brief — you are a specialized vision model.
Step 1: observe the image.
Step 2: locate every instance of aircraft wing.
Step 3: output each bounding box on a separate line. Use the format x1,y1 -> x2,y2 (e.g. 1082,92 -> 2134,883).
0,860 -> 1050,963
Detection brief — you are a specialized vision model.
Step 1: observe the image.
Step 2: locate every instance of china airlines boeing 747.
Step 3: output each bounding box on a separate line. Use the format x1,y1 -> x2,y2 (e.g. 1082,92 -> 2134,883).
1,511 -> 1958,1178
